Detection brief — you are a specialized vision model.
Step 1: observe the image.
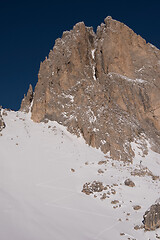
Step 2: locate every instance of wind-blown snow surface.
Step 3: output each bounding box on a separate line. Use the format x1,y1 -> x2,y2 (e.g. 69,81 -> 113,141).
0,110 -> 160,240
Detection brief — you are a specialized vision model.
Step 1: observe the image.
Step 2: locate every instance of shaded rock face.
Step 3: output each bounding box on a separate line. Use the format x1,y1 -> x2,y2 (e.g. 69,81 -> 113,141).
20,84 -> 33,113
143,203 -> 160,230
24,16 -> 160,161
0,107 -> 5,131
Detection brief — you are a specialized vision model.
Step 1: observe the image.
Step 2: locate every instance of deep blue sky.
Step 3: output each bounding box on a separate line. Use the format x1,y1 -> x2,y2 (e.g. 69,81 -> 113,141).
0,0 -> 160,110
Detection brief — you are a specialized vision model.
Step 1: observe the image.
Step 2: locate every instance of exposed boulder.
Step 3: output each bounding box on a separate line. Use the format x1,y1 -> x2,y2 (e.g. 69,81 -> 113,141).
20,84 -> 33,113
133,205 -> 141,210
111,200 -> 119,204
134,224 -> 144,230
100,193 -> 107,200
21,17 -> 160,161
124,179 -> 135,187
143,202 -> 160,230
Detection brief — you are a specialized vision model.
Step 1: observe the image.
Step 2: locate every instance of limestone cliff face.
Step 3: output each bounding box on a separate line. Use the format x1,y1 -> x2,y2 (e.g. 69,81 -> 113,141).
22,16 -> 160,161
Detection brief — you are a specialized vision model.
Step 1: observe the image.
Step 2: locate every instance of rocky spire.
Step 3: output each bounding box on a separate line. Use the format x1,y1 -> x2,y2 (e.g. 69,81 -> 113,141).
20,84 -> 33,113
22,17 -> 160,161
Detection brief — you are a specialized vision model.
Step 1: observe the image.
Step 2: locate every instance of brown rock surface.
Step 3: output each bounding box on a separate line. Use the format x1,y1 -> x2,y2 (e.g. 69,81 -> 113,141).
143,202 -> 160,230
111,200 -> 119,204
82,181 -> 104,195
124,179 -> 135,187
20,84 -> 33,112
22,16 -> 160,161
133,205 -> 141,210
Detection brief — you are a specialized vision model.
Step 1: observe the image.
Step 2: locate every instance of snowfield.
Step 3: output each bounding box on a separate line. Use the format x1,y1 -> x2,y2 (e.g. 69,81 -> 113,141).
0,110 -> 160,240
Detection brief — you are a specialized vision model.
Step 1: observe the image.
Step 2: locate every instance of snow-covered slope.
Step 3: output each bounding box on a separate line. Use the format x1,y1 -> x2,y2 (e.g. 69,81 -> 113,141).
0,110 -> 159,240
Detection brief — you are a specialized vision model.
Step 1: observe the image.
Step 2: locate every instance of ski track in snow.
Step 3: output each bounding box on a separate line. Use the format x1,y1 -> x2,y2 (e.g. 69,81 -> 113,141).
36,183 -> 76,193
45,203 -> 113,219
93,222 -> 120,240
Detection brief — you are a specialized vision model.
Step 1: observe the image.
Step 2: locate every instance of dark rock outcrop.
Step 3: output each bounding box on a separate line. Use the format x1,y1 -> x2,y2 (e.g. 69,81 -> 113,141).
21,16 -> 160,161
0,107 -> 5,131
124,179 -> 135,187
20,84 -> 33,112
143,202 -> 160,230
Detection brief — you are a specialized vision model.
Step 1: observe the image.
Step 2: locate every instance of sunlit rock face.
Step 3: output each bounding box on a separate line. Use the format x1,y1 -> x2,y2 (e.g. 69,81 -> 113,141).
22,16 -> 160,161
20,84 -> 33,113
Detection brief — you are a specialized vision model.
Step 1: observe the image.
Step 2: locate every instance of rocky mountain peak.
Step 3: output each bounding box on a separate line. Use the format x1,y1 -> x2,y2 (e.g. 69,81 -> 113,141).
21,17 -> 160,161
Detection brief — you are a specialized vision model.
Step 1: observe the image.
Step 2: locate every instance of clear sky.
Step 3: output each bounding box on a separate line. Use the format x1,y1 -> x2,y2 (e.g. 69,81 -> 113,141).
0,0 -> 160,110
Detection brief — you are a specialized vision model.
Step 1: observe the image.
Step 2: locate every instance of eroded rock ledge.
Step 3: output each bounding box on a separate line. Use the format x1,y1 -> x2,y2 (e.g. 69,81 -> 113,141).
21,16 -> 160,161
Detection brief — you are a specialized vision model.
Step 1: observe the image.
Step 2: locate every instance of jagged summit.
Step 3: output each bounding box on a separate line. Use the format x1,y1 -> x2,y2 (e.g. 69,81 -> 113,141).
20,84 -> 33,113
21,17 -> 160,161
